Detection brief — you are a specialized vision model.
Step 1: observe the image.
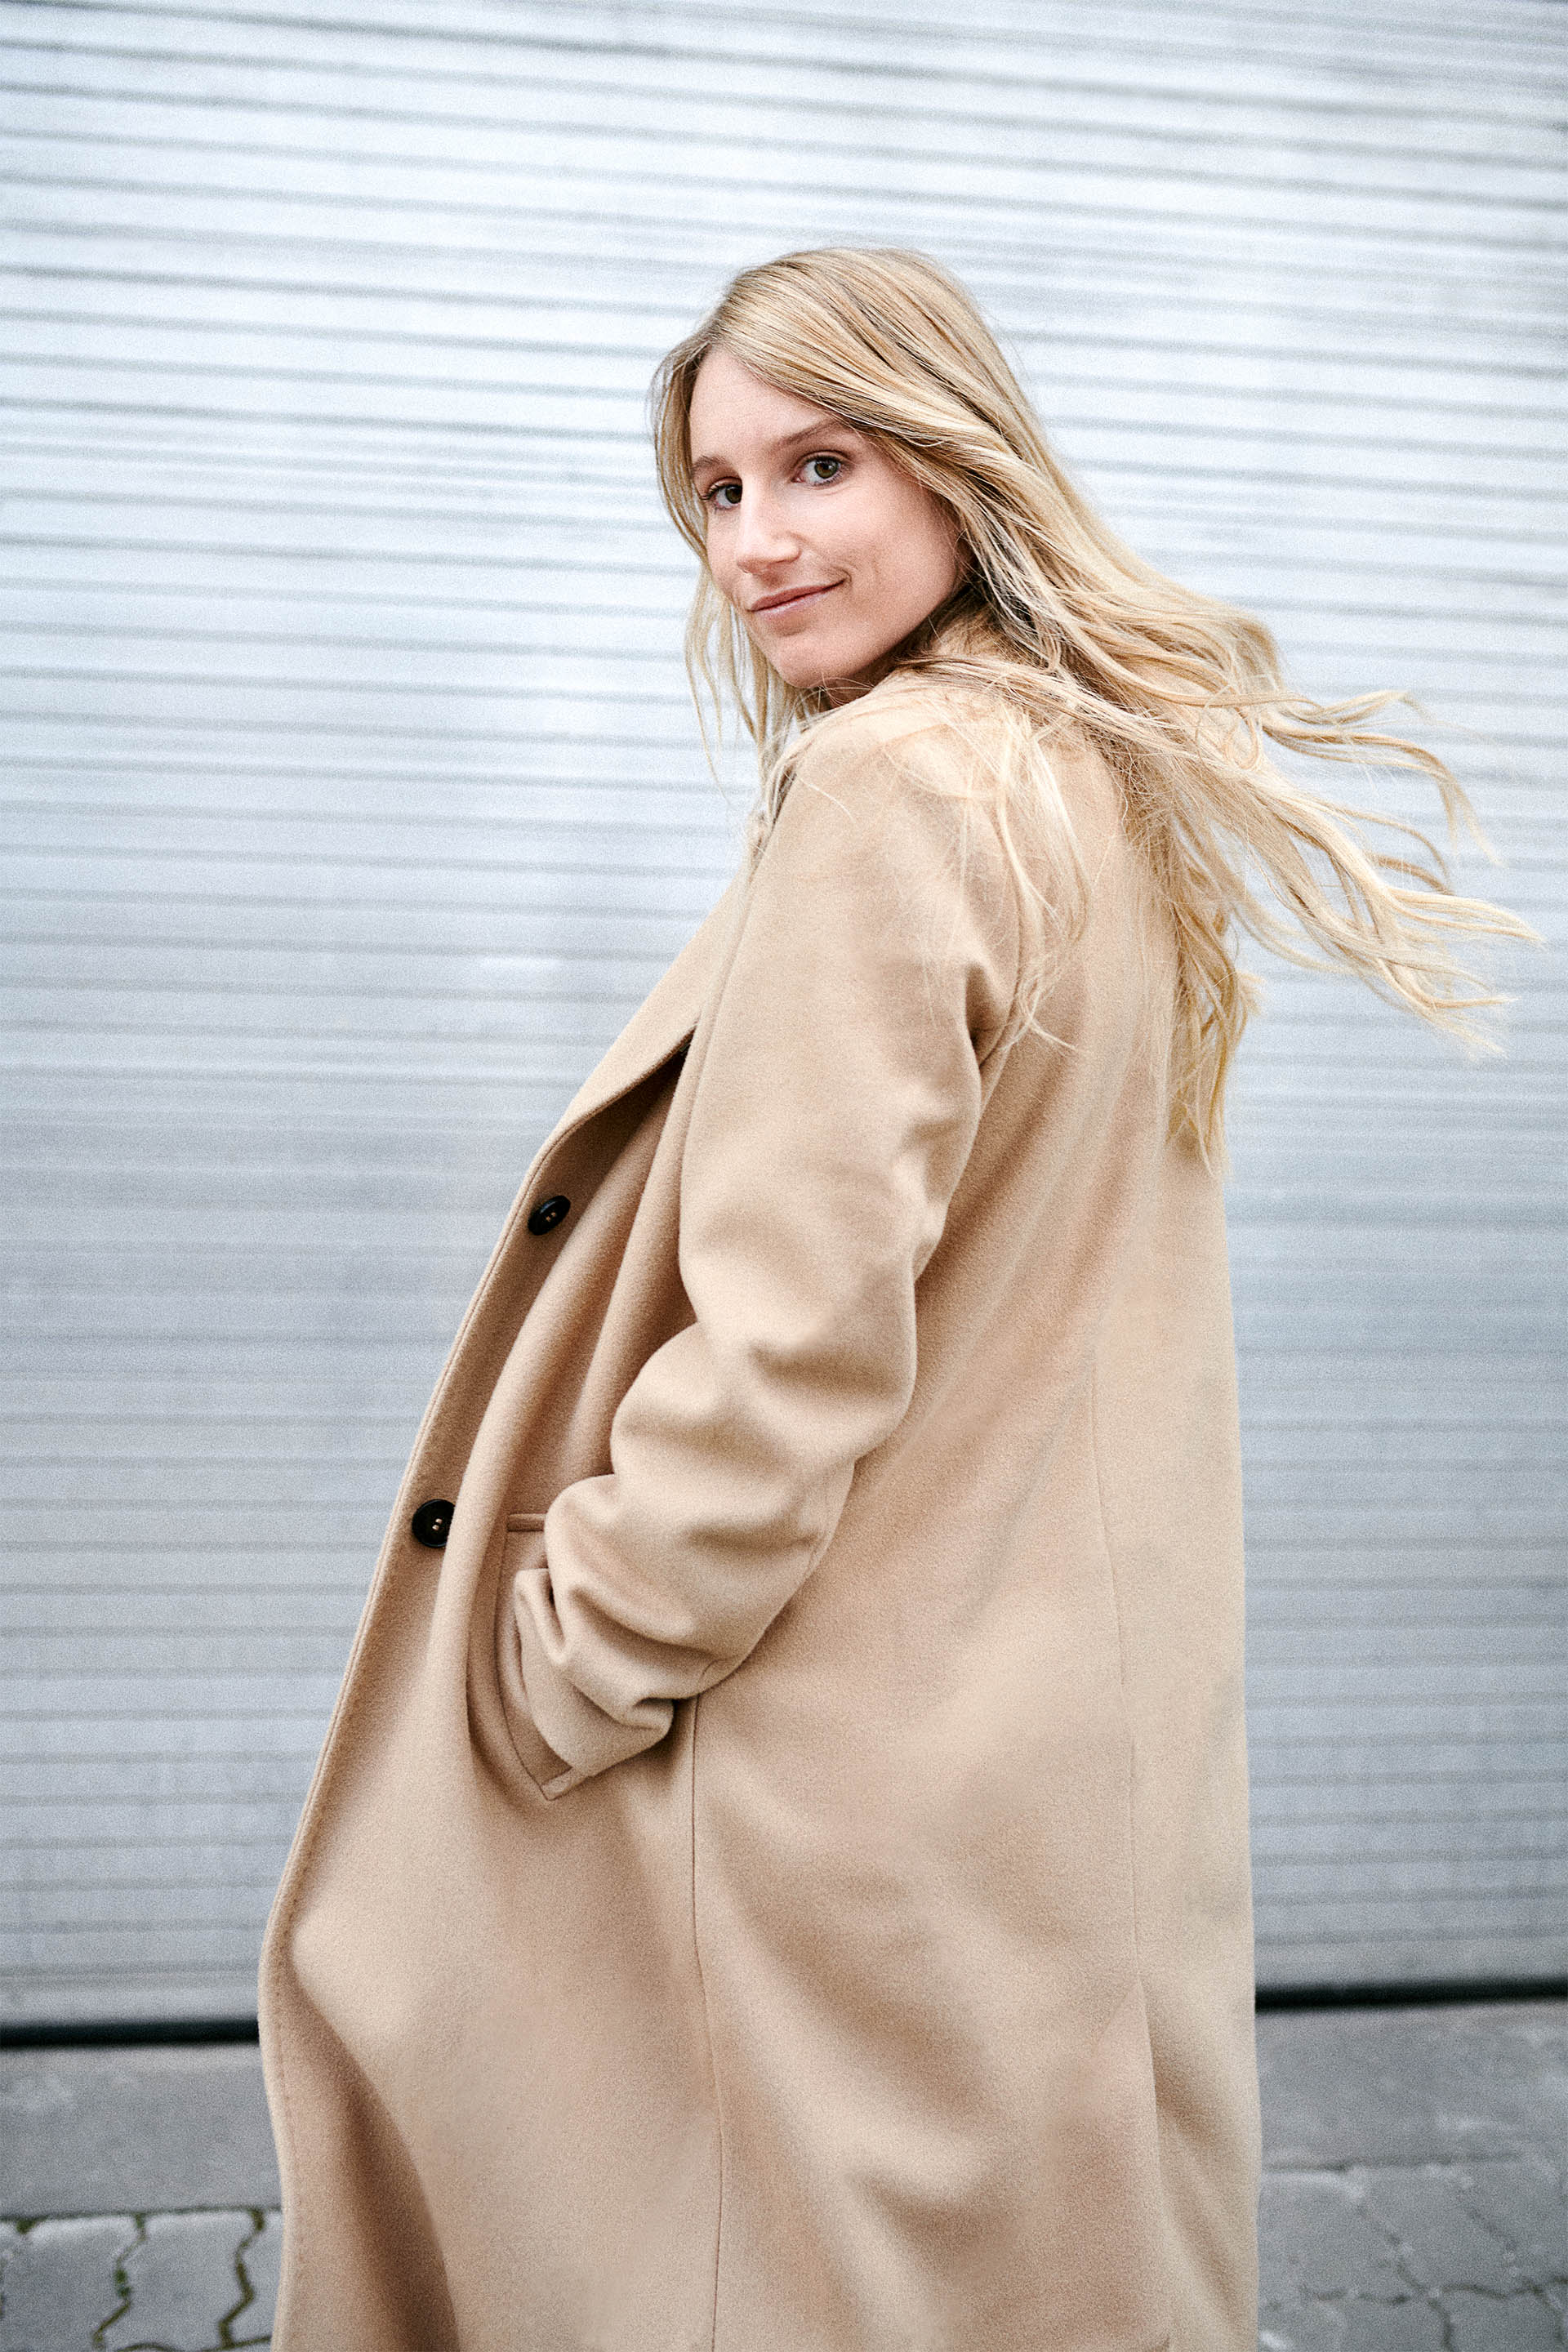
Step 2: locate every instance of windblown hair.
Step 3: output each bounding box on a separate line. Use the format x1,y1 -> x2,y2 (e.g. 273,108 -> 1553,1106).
651,246 -> 1533,1156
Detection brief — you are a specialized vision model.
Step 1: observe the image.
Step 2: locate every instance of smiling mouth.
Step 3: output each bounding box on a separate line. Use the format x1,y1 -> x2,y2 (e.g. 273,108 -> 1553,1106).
750,582 -> 840,617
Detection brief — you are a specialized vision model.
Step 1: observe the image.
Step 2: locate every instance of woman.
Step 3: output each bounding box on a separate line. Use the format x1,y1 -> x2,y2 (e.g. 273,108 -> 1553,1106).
259,249 -> 1527,2351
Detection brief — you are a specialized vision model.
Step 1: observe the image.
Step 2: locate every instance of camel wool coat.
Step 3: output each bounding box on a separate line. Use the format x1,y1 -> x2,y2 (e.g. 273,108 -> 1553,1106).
259,667 -> 1260,2352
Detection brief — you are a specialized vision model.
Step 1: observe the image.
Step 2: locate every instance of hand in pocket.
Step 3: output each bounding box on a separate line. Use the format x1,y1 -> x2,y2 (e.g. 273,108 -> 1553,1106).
495,1516 -> 573,1797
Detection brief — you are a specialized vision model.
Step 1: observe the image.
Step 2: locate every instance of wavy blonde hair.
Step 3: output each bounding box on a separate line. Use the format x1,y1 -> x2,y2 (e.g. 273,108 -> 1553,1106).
651,246 -> 1534,1156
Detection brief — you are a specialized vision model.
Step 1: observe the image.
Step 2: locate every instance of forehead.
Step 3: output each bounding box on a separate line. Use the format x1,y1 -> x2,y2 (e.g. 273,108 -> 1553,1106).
688,349 -> 853,467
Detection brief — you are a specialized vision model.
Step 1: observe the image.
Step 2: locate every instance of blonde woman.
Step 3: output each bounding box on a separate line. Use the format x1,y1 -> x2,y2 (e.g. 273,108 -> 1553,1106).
260,249 -> 1527,2351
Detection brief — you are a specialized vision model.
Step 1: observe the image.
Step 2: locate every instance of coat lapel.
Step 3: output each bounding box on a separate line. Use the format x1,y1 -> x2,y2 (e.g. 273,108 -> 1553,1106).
548,870 -> 747,1142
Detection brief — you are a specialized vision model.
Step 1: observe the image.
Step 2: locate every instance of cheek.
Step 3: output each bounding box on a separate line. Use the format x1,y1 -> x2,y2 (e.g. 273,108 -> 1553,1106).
703,528 -> 735,598
902,504 -> 961,604
854,505 -> 958,631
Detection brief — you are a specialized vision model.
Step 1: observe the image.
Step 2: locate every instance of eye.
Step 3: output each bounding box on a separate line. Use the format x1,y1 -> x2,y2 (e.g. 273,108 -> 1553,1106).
704,479 -> 742,510
802,454 -> 844,484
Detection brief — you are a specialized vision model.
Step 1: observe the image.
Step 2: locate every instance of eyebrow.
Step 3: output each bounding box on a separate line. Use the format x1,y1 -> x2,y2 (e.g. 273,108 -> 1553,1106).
689,417 -> 861,477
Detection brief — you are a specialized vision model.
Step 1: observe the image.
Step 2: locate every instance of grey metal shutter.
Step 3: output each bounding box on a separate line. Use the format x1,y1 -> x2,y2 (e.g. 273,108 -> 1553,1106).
2,0 -> 1562,2025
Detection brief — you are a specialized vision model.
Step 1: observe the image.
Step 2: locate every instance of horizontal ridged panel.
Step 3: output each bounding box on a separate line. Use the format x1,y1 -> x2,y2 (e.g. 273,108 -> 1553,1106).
1,0 -> 1562,2021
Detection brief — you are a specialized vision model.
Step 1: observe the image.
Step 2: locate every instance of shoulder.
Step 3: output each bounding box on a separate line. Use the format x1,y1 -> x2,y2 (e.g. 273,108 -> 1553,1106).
731,675 -> 1022,1021
786,667 -> 1005,804
764,679 -> 1004,905
768,674 -> 1011,897
777,665 -> 1125,915
790,663 -> 1115,812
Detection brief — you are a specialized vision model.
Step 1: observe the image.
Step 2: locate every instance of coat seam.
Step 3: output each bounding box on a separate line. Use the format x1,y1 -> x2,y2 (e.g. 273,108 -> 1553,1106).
1088,1356 -> 1144,1989
1089,1354 -> 1174,2345
688,1697 -> 725,2351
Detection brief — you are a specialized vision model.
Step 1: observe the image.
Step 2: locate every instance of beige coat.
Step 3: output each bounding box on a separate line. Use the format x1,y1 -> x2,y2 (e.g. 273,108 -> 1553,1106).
259,669 -> 1259,2352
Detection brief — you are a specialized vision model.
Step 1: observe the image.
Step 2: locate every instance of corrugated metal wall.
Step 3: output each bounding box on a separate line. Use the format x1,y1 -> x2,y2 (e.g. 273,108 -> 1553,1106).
2,0 -> 1562,2025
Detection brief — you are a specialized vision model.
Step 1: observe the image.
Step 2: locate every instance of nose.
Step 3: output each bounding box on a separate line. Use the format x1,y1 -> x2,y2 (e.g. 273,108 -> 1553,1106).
733,486 -> 800,576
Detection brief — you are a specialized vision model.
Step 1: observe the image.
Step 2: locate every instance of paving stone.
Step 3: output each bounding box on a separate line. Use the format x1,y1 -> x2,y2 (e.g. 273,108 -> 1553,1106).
0,2050 -> 278,2218
0,2214 -> 138,2352
1364,2165 -> 1520,2292
1259,2302 -> 1351,2350
1258,2006 -> 1568,2170
1342,2298 -> 1446,2351
99,2210 -> 253,2352
1444,2287 -> 1568,2350
1260,2170 -> 1412,2301
232,2212 -> 281,2345
1261,2297 -> 1447,2352
1258,2187 -> 1301,2309
1457,2162 -> 1568,2287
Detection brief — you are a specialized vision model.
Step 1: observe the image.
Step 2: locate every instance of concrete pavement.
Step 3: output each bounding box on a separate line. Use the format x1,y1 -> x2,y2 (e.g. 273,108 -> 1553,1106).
2,2001 -> 1564,2348
1256,2002 -> 1567,2348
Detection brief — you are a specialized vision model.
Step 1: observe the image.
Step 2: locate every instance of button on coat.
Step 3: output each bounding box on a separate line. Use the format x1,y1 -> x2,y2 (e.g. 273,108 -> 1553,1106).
408,1499 -> 454,1550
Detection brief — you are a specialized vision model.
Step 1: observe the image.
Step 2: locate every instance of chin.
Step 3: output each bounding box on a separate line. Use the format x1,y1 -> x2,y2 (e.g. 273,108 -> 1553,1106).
773,643 -> 871,695
769,656 -> 828,692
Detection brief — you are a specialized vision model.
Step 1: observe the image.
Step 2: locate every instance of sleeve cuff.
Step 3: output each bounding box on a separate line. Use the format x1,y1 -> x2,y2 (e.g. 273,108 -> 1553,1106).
511,1561 -> 674,1796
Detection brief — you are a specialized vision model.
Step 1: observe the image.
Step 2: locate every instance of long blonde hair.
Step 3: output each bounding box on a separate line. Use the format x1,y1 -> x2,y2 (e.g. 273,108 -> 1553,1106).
651,246 -> 1534,1156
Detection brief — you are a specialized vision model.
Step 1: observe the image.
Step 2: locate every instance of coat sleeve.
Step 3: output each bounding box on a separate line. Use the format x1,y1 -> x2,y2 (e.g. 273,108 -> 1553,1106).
510,714 -> 1021,1794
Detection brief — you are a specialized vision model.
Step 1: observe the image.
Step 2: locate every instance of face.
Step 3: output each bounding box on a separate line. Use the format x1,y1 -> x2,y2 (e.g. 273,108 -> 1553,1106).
688,348 -> 962,701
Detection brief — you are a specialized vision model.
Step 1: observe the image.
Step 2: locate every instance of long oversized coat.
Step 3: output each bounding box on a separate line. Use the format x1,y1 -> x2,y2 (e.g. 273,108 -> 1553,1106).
259,667 -> 1260,2352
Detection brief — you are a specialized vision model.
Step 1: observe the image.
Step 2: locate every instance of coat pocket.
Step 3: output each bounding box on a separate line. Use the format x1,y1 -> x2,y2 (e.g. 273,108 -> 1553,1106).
493,1514 -> 575,1799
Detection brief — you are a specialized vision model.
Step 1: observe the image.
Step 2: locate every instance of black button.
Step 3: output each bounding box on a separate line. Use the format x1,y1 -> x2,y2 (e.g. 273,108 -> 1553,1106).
410,1498 -> 454,1550
527,1194 -> 571,1236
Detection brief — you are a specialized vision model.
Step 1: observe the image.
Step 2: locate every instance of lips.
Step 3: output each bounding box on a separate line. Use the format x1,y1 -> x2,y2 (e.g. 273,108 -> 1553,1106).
750,581 -> 840,617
